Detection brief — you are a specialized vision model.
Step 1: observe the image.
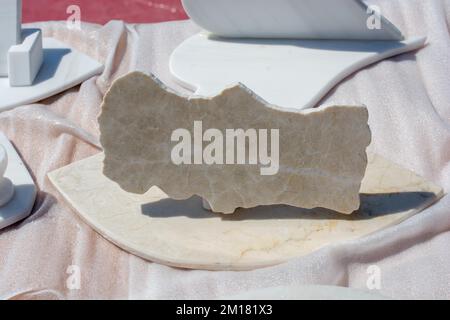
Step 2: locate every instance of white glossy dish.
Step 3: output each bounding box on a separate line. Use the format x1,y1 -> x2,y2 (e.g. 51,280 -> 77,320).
170,34 -> 426,110
0,37 -> 104,112
182,0 -> 403,40
0,132 -> 37,230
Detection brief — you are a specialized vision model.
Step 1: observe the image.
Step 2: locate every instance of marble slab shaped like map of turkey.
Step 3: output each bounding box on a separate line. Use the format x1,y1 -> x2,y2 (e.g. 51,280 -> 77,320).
98,72 -> 372,215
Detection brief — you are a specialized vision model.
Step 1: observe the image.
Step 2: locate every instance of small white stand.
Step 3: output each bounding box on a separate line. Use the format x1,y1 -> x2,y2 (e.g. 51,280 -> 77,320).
0,133 -> 37,230
1,1 -> 44,87
202,199 -> 211,211
8,28 -> 44,87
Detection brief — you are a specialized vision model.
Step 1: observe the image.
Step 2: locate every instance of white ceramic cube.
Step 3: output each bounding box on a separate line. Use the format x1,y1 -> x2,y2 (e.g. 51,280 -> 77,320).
0,0 -> 22,77
8,29 -> 44,87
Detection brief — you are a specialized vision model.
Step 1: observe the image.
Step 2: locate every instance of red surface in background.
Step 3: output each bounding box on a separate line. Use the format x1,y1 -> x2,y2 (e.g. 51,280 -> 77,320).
23,0 -> 188,24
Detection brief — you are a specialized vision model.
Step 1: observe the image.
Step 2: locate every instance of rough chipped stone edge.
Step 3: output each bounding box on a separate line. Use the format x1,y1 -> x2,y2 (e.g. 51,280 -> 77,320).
98,71 -> 371,214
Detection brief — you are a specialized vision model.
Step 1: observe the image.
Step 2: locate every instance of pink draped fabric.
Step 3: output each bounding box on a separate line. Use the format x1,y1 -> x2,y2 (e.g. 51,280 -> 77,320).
0,0 -> 449,299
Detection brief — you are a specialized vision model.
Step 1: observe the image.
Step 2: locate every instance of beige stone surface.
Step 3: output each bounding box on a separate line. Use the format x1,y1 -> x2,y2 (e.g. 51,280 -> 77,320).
48,153 -> 444,271
98,72 -> 372,214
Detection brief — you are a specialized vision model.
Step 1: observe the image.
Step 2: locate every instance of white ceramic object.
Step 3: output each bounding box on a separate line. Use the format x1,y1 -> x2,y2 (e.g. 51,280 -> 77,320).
8,29 -> 44,87
48,153 -> 443,271
0,0 -> 21,76
220,285 -> 389,300
170,34 -> 426,110
99,72 -> 372,215
0,132 -> 37,230
182,0 -> 403,40
0,37 -> 104,112
0,146 -> 14,207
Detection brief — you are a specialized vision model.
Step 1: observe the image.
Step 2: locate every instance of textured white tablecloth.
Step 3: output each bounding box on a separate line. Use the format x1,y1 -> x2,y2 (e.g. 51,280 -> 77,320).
0,0 -> 449,299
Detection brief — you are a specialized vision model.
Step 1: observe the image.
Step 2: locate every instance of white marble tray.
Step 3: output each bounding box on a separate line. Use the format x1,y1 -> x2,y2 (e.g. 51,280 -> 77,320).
0,133 -> 37,230
170,34 -> 426,110
182,0 -> 404,40
48,153 -> 443,271
0,37 -> 104,112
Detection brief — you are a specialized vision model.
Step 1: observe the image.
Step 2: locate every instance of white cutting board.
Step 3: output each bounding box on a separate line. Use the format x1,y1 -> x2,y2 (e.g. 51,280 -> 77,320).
0,133 -> 37,230
170,34 -> 426,110
0,37 -> 103,112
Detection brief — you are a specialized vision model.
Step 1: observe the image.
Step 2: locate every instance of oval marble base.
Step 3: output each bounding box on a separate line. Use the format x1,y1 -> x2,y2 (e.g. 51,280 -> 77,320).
0,133 -> 37,230
48,153 -> 443,271
170,34 -> 426,110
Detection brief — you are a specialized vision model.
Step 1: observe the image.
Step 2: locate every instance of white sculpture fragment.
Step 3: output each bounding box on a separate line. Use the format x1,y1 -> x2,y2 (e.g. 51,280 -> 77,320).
8,29 -> 43,87
0,0 -> 43,87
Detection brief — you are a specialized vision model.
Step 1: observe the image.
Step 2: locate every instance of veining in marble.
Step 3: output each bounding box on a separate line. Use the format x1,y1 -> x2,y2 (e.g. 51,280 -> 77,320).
48,152 -> 444,270
99,72 -> 372,214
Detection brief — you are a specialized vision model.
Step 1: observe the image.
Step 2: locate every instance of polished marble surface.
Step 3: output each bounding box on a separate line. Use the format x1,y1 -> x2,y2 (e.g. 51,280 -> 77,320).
48,152 -> 443,270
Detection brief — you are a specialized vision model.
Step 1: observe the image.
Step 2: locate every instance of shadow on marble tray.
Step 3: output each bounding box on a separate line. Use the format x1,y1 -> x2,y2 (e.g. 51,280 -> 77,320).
33,48 -> 71,85
140,191 -> 435,221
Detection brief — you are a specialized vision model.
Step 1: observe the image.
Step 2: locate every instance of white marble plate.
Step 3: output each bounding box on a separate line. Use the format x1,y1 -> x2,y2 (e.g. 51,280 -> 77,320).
48,153 -> 443,271
170,34 -> 426,110
0,133 -> 37,230
0,37 -> 104,112
182,0 -> 404,40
